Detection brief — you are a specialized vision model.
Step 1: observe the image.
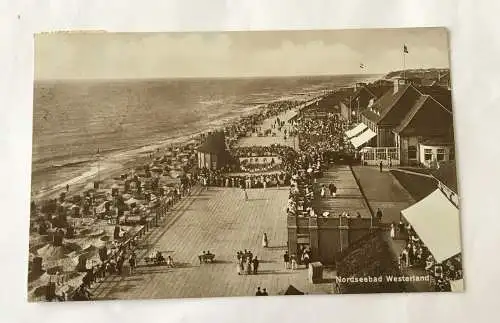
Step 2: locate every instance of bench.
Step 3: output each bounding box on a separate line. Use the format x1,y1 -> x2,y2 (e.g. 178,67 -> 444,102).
144,256 -> 166,265
198,254 -> 215,263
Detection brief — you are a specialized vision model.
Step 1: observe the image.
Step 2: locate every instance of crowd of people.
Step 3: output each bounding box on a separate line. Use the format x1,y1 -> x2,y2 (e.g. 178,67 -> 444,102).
255,287 -> 269,296
297,114 -> 352,156
224,100 -> 302,149
282,248 -> 312,270
236,249 -> 260,275
31,95 -> 359,301
397,222 -> 463,292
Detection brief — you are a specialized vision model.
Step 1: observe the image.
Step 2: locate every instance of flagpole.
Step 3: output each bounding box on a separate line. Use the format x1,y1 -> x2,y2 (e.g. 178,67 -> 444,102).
403,46 -> 406,80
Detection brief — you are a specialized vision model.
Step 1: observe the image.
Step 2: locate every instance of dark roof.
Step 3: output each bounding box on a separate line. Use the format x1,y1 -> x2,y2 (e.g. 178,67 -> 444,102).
362,84 -> 421,126
393,95 -> 454,137
431,161 -> 458,193
303,89 -> 352,113
197,132 -> 227,154
347,85 -> 391,105
393,95 -> 430,133
283,285 -> 304,295
416,86 -> 452,111
362,84 -> 453,133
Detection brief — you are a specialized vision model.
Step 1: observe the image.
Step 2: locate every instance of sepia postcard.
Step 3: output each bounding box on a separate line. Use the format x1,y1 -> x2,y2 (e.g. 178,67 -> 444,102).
28,28 -> 463,302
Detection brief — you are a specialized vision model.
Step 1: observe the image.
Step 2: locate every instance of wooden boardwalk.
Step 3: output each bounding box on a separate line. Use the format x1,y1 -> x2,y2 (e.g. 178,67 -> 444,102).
235,109 -> 299,149
314,165 -> 371,218
93,187 -> 333,300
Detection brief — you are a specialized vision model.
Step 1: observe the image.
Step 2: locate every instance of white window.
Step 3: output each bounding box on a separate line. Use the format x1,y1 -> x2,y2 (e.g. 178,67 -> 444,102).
437,149 -> 445,161
424,149 -> 433,161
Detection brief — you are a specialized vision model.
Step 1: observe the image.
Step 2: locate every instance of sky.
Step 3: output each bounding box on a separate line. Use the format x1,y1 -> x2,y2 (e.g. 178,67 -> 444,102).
35,28 -> 450,80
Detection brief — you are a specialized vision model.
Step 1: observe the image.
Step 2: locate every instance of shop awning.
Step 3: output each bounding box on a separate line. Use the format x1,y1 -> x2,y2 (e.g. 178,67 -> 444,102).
345,123 -> 368,138
350,128 -> 377,148
401,189 -> 461,263
287,110 -> 299,121
450,279 -> 464,292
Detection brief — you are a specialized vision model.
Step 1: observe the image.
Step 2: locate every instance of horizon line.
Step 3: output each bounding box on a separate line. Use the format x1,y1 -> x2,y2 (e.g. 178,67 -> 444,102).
34,72 -> 386,82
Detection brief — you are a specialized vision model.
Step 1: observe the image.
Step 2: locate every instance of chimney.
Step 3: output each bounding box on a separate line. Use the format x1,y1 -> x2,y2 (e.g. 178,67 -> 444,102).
393,78 -> 405,94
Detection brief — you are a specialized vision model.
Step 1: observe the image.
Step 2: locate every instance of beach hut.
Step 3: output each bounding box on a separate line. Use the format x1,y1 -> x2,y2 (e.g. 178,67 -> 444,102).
197,131 -> 230,170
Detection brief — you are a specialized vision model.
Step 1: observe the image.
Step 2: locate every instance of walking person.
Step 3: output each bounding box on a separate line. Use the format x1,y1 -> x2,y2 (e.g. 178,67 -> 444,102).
237,258 -> 243,275
262,233 -> 269,248
376,208 -> 383,222
283,251 -> 290,270
379,160 -> 383,172
302,252 -> 310,269
243,188 -> 248,201
238,258 -> 245,275
290,254 -> 297,270
252,257 -> 259,275
320,185 -> 326,198
390,223 -> 396,239
246,258 -> 252,275
128,253 -> 136,274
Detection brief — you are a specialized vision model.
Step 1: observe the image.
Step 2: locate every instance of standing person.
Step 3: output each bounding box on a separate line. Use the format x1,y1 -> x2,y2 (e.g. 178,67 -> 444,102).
331,184 -> 337,198
390,223 -> 396,239
246,258 -> 252,275
376,208 -> 383,221
262,233 -> 269,248
128,253 -> 136,274
379,160 -> 383,172
302,252 -> 310,269
283,251 -> 290,270
243,188 -> 248,201
66,184 -> 69,192
237,258 -> 242,275
252,257 -> 259,275
320,185 -> 326,198
290,254 -> 297,270
239,257 -> 245,275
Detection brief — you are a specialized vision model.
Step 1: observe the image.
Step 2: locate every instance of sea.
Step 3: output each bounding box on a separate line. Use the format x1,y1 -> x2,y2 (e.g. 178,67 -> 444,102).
32,75 -> 378,198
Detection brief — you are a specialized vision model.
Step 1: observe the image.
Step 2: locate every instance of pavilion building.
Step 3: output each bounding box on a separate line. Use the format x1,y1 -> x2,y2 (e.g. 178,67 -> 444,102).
197,131 -> 230,170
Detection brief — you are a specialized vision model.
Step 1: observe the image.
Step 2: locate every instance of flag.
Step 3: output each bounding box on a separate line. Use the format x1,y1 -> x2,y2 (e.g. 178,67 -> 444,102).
360,63 -> 365,69
403,44 -> 409,53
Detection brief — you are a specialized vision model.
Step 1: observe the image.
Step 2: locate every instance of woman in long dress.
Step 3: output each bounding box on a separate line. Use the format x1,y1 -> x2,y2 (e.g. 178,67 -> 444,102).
262,233 -> 269,248
246,259 -> 252,275
390,223 -> 396,239
237,258 -> 242,275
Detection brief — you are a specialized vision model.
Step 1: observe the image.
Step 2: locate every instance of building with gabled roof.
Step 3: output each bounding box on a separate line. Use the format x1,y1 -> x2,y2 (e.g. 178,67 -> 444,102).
340,83 -> 391,122
351,78 -> 455,167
